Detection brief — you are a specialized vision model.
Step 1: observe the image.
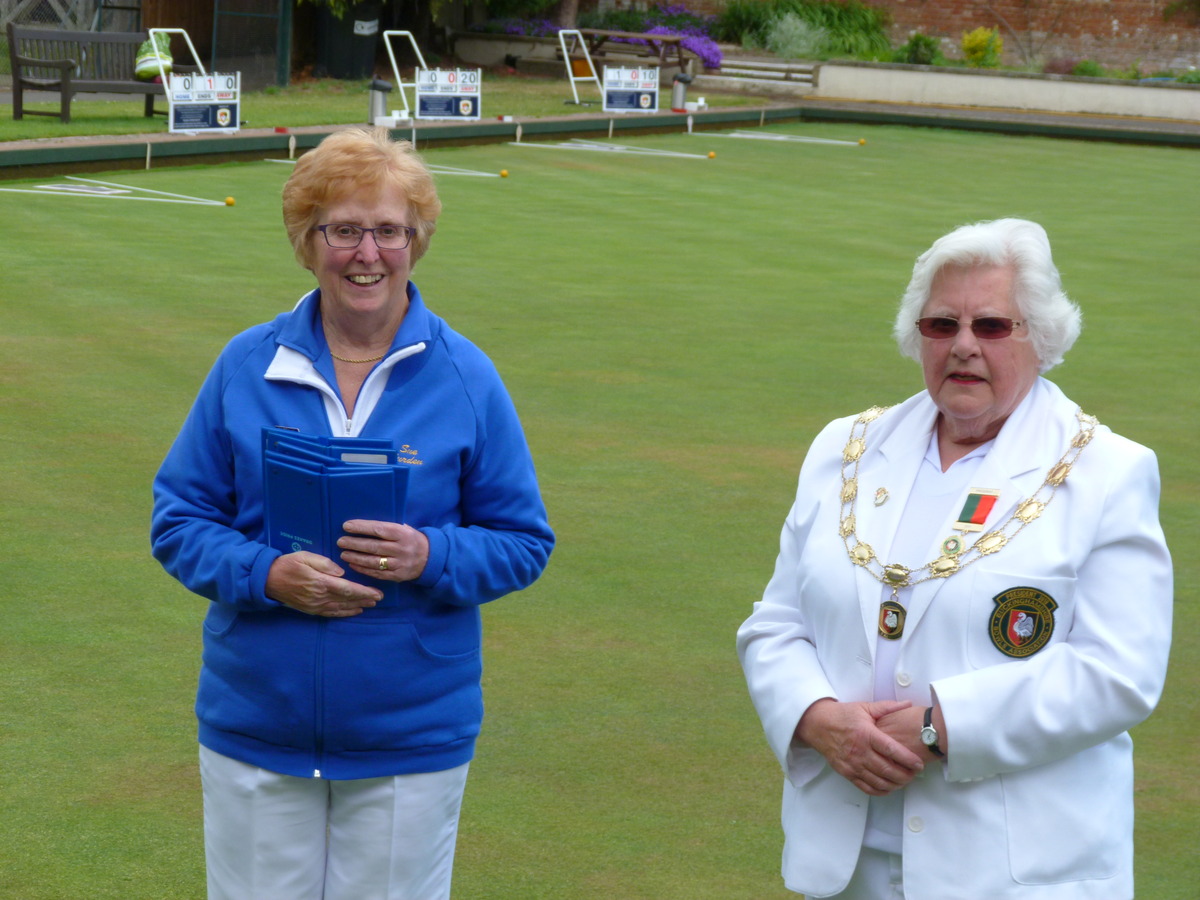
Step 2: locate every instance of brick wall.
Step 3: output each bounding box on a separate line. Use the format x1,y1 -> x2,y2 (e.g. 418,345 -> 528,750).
880,0 -> 1200,71
682,0 -> 1200,71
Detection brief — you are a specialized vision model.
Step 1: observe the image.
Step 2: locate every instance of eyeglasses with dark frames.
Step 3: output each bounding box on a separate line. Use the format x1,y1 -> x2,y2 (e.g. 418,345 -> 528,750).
314,223 -> 416,250
916,316 -> 1024,340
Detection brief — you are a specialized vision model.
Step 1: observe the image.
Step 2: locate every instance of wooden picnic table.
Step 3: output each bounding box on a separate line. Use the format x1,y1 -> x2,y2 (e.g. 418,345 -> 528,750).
573,28 -> 693,73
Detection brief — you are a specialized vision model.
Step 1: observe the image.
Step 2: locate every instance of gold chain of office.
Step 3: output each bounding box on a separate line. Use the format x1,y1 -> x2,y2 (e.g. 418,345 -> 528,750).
838,404 -> 1098,595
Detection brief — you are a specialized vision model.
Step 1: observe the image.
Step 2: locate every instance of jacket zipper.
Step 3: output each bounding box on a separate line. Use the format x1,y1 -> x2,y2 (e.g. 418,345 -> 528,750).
313,618 -> 327,778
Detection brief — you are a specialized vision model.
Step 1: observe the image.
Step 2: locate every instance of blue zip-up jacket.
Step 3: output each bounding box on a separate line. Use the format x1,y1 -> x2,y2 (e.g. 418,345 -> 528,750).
151,285 -> 553,779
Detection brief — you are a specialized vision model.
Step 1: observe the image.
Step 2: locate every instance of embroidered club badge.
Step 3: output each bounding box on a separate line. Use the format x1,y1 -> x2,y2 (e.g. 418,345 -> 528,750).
989,586 -> 1058,657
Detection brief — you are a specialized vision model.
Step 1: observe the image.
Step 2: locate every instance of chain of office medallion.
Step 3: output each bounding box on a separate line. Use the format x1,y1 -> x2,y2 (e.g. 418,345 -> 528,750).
838,405 -> 1098,592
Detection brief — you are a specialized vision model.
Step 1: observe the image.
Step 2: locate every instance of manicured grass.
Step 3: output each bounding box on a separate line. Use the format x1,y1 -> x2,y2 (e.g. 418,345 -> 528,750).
0,73 -> 770,142
0,121 -> 1196,898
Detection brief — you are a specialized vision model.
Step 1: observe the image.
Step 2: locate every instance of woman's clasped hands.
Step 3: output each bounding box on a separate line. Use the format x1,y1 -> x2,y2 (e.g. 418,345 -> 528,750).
265,519 -> 430,617
795,698 -> 927,796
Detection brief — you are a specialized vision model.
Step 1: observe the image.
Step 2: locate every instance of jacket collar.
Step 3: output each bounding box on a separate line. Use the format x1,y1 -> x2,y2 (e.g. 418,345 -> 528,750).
263,282 -> 433,437
873,377 -> 1063,500
854,377 -> 1076,645
276,281 -> 435,365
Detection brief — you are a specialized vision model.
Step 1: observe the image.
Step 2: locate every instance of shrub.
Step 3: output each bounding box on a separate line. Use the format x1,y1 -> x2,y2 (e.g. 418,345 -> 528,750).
715,0 -> 772,47
478,0 -> 557,21
1117,60 -> 1142,79
961,26 -> 1003,68
1041,57 -> 1077,75
576,8 -> 648,31
715,0 -> 891,60
1178,68 -> 1200,83
1071,59 -> 1105,77
578,3 -> 716,37
641,25 -> 723,68
894,33 -> 942,66
766,13 -> 831,59
470,17 -> 557,36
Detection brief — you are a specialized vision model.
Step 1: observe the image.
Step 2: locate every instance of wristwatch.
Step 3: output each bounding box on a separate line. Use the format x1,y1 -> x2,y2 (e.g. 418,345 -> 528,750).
920,707 -> 945,757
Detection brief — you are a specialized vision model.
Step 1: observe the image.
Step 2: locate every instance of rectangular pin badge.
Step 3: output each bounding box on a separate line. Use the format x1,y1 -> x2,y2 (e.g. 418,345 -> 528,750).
954,488 -> 1001,532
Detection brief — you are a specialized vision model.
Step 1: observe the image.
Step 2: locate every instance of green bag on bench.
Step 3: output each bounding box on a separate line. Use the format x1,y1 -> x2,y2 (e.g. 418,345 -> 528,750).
134,33 -> 173,81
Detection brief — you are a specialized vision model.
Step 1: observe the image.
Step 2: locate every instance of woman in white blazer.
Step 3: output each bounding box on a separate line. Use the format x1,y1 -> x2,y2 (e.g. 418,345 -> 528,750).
738,219 -> 1172,899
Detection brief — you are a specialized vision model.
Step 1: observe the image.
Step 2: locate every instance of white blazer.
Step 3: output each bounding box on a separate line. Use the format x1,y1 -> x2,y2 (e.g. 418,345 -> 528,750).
738,378 -> 1172,899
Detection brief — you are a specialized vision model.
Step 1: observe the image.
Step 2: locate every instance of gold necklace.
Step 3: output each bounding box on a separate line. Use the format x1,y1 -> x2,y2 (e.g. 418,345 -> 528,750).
839,404 -> 1097,600
330,350 -> 385,364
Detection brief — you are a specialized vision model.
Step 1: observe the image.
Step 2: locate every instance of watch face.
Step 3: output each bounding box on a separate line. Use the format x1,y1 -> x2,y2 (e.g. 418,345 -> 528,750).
920,726 -> 937,746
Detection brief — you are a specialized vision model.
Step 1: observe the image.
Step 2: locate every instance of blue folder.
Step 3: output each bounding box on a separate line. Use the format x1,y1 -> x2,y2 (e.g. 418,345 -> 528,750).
263,426 -> 394,463
262,428 -> 411,603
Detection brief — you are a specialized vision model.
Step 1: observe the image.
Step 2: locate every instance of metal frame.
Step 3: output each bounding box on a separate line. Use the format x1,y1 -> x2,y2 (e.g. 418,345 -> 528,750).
557,29 -> 600,105
149,27 -> 240,135
382,30 -> 428,117
148,27 -> 205,80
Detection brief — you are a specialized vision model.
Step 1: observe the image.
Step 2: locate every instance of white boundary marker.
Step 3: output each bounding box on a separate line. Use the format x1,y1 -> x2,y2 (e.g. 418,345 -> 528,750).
263,159 -> 499,178
0,175 -> 226,205
706,130 -> 863,147
509,138 -> 709,160
427,164 -> 501,178
33,183 -> 131,195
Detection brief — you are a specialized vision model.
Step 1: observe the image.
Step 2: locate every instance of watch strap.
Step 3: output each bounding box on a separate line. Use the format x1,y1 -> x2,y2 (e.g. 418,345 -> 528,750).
922,706 -> 945,757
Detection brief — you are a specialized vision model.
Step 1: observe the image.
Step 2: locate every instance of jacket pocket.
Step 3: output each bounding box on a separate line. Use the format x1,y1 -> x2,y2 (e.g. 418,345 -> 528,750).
320,618 -> 483,753
202,601 -> 239,637
965,571 -> 1076,669
1002,741 -> 1129,883
198,609 -> 318,749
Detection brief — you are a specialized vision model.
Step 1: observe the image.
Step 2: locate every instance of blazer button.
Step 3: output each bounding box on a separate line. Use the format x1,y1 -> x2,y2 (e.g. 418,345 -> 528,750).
907,816 -> 924,833
896,672 -> 912,687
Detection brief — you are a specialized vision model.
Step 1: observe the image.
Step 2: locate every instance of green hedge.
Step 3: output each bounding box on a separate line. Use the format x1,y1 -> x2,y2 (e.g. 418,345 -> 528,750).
715,0 -> 892,59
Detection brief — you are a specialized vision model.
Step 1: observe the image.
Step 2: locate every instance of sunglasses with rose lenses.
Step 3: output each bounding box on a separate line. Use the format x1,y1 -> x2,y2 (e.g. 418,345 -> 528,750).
916,316 -> 1023,340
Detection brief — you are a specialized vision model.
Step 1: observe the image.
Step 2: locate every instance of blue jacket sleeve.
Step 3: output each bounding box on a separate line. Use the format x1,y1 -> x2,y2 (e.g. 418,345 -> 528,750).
150,347 -> 281,610
414,365 -> 553,606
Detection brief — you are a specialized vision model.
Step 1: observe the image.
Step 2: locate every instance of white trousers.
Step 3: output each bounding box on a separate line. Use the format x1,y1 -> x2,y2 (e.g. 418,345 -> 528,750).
821,848 -> 905,900
200,746 -> 470,900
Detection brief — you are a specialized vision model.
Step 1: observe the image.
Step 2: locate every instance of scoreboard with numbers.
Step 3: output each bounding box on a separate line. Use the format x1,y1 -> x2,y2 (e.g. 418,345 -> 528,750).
416,69 -> 481,120
603,67 -> 659,113
167,72 -> 240,134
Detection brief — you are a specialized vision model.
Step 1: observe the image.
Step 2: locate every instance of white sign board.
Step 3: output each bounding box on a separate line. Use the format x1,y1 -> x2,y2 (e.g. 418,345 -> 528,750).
167,72 -> 241,134
603,66 -> 658,113
415,69 -> 481,121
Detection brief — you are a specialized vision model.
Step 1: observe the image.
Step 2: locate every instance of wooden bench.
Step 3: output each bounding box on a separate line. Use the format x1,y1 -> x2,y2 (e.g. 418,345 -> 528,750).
711,58 -> 815,85
568,29 -> 695,74
6,23 -> 199,123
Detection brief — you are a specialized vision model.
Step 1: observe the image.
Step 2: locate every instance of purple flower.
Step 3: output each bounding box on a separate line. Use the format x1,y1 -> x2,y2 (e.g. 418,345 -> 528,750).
473,3 -> 723,68
641,24 -> 723,68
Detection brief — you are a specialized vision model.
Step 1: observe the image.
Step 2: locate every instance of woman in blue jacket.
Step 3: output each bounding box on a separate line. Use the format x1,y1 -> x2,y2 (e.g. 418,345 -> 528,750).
151,126 -> 554,900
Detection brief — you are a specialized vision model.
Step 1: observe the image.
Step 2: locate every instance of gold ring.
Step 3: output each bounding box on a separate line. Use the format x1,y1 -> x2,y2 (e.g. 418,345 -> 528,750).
378,557 -> 389,571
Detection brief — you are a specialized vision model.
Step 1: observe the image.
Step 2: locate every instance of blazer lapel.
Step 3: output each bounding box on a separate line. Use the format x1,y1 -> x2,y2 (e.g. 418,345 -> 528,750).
902,379 -> 1067,635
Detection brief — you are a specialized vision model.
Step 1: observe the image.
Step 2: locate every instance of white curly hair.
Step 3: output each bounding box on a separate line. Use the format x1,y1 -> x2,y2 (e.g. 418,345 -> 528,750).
892,218 -> 1082,373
